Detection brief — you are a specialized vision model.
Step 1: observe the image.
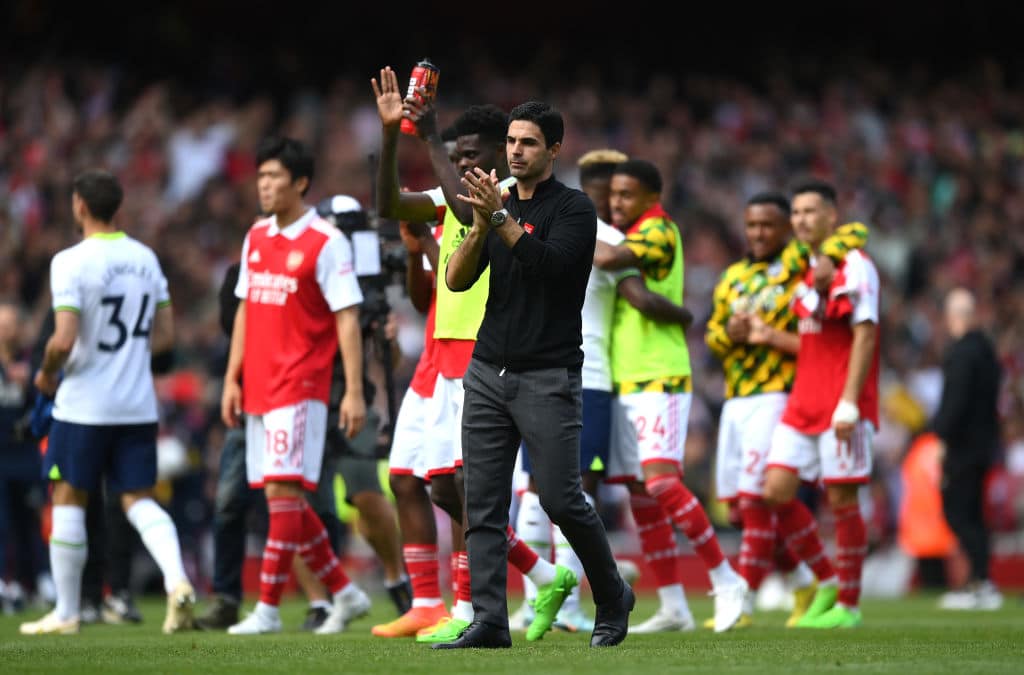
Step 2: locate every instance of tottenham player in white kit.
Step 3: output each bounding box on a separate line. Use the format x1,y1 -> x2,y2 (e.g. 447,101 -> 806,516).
21,170 -> 195,635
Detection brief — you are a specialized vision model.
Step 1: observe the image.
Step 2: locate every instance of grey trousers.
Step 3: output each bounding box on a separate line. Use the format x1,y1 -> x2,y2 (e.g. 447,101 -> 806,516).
462,358 -> 624,627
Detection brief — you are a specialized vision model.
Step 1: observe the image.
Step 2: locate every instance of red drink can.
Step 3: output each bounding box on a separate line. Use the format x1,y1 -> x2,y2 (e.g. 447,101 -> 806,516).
400,58 -> 440,135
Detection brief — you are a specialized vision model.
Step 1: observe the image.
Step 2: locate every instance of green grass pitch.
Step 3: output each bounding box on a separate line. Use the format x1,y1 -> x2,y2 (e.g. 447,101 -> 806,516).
2,593 -> 1021,674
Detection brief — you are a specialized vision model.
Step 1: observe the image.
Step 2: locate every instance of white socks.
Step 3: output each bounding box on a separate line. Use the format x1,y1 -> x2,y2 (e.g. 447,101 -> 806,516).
50,505 -> 87,621
516,490 -> 551,601
452,600 -> 474,622
255,601 -> 280,620
126,498 -> 188,593
708,560 -> 742,589
657,583 -> 691,616
788,562 -> 816,590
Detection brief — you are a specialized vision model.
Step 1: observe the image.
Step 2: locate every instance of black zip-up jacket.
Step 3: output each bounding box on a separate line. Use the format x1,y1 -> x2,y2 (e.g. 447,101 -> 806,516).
456,175 -> 596,372
930,329 -> 1002,468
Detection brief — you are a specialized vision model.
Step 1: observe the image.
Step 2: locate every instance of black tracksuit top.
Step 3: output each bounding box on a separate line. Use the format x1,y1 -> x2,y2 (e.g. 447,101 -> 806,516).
455,175 -> 597,372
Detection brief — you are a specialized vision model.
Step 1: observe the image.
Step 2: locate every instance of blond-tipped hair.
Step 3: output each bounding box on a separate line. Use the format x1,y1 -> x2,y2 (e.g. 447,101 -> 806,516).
577,149 -> 629,168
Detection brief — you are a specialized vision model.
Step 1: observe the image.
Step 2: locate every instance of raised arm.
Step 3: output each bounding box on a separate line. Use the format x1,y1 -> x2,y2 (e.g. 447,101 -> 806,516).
371,67 -> 440,223
403,90 -> 474,225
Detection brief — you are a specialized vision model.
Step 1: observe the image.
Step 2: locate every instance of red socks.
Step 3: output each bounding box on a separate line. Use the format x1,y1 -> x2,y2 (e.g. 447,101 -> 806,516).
630,494 -> 682,587
833,503 -> 867,607
455,551 -> 471,604
259,497 -> 304,606
298,502 -> 349,594
506,525 -> 539,574
403,544 -> 441,603
774,499 -> 836,581
738,498 -> 775,590
646,474 -> 725,569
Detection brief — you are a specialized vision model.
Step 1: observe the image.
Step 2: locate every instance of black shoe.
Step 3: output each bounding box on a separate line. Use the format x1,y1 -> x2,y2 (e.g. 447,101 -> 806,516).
301,604 -> 330,631
430,621 -> 512,649
386,578 -> 413,616
195,595 -> 239,631
103,590 -> 143,624
590,583 -> 635,647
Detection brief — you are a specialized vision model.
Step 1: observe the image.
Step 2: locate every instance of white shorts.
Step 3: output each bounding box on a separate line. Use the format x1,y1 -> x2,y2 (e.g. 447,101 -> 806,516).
245,400 -> 328,491
388,374 -> 464,480
422,375 -> 464,478
607,392 -> 691,483
389,386 -> 433,479
715,392 -> 788,501
766,420 -> 874,485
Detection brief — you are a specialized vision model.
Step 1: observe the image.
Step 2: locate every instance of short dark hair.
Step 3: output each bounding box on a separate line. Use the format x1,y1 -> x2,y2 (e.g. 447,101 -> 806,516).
791,178 -> 837,205
72,169 -> 123,222
508,101 -> 563,147
440,125 -> 458,143
746,191 -> 791,216
613,159 -> 662,194
454,104 -> 508,145
256,136 -> 315,195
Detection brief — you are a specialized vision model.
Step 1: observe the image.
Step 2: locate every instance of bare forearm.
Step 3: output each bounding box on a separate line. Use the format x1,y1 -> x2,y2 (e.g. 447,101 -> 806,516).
405,252 -> 433,313
595,245 -> 641,271
446,225 -> 488,291
40,339 -> 71,376
766,328 -> 800,355
338,310 -> 364,398
375,125 -> 402,218
841,323 -> 876,403
427,137 -> 473,225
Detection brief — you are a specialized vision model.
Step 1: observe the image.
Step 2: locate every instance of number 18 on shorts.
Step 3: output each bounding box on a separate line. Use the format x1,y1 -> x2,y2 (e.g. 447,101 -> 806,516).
245,400 -> 328,491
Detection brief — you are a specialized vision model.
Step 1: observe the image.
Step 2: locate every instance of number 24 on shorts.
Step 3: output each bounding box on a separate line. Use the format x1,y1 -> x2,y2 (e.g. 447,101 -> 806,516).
634,415 -> 666,441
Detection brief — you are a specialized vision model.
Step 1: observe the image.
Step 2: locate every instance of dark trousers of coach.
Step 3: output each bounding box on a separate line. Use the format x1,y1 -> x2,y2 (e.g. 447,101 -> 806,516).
461,358 -> 622,627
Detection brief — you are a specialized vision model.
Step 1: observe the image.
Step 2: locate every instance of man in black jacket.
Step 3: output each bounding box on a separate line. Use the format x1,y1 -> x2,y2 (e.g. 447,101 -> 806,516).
933,287 -> 1003,610
443,101 -> 632,649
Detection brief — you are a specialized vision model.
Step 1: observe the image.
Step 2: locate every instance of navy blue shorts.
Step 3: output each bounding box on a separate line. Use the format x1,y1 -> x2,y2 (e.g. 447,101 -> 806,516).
522,388 -> 612,475
44,420 -> 159,494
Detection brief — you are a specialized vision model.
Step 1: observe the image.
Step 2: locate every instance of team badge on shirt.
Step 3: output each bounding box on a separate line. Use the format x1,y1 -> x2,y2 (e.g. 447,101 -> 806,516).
286,251 -> 304,271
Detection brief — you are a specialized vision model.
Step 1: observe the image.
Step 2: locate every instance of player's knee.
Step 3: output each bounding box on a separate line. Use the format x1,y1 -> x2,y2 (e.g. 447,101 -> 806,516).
826,485 -> 859,510
389,473 -> 421,500
429,476 -> 461,518
762,473 -> 797,507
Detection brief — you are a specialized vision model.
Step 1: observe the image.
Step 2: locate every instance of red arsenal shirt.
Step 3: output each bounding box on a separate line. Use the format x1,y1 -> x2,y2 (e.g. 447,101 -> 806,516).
235,208 -> 362,413
782,249 -> 881,434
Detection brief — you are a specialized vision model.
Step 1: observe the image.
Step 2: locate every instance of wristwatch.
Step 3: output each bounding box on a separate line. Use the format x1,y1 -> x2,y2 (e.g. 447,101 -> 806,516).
489,208 -> 509,227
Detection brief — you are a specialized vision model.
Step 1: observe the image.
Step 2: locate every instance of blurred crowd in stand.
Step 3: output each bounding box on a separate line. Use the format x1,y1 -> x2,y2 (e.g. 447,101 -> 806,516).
2,56 -> 1023,605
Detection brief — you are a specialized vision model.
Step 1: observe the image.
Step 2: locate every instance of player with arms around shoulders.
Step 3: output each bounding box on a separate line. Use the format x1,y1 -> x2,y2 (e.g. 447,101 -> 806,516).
705,192 -> 868,627
762,179 -> 881,629
20,170 -> 195,636
222,137 -> 370,635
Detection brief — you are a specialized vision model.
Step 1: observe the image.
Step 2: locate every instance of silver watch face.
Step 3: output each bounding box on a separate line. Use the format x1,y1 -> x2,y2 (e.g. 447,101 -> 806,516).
490,209 -> 508,226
